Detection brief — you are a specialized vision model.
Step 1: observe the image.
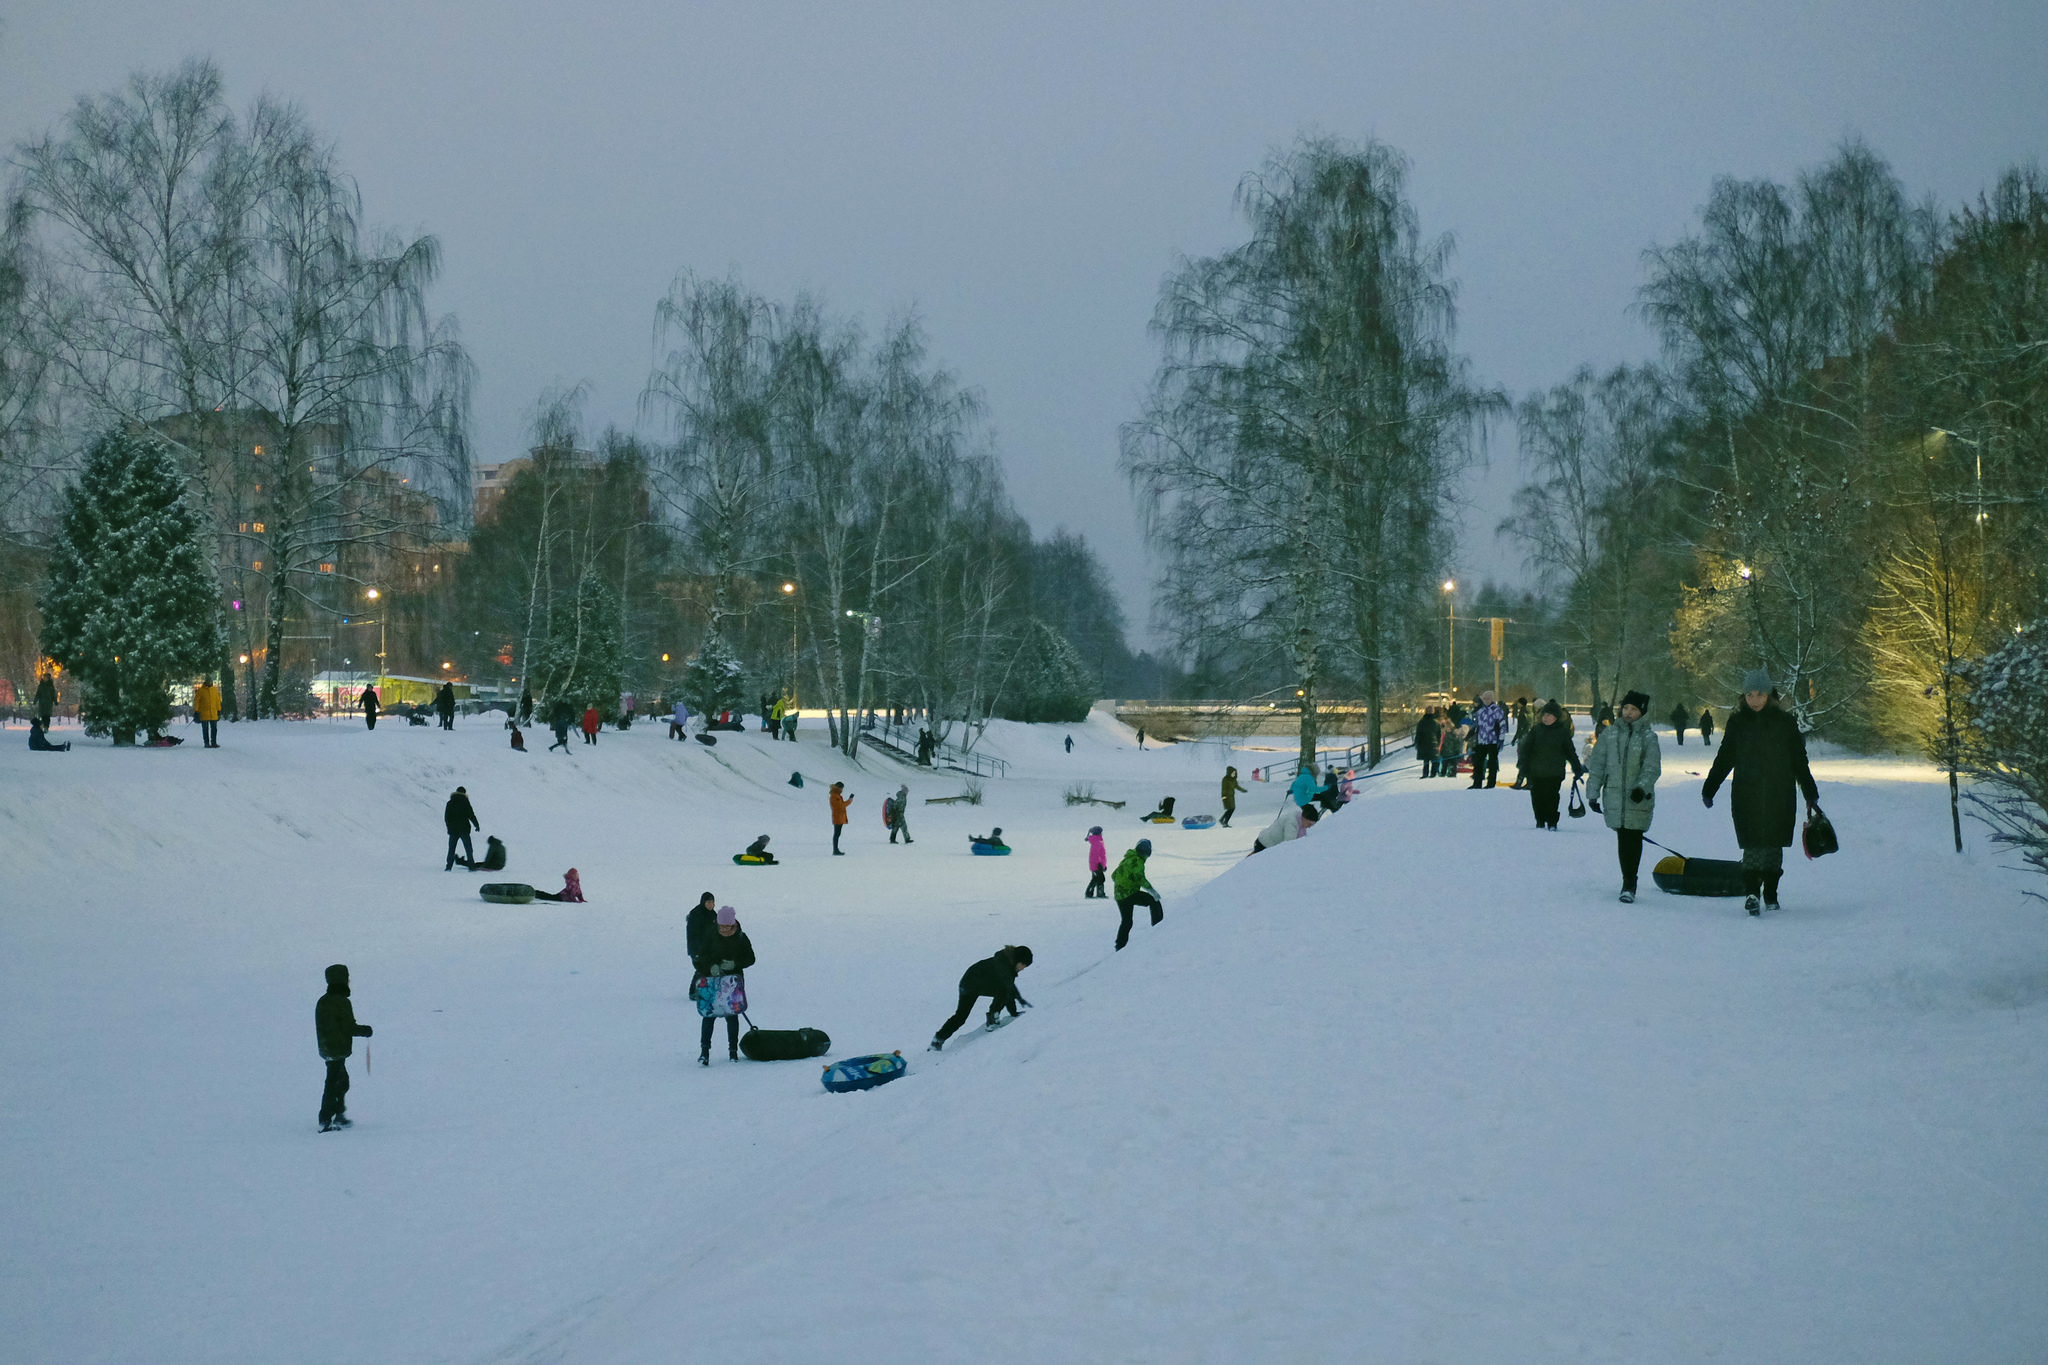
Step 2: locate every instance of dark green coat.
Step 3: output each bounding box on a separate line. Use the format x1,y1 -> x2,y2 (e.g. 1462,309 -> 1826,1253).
1703,704 -> 1818,849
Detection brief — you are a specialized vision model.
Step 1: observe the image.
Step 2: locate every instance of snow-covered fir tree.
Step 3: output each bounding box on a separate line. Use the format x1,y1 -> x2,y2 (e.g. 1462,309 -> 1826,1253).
684,628 -> 747,720
530,574 -> 624,719
39,430 -> 225,743
1000,620 -> 1096,723
1963,623 -> 2048,892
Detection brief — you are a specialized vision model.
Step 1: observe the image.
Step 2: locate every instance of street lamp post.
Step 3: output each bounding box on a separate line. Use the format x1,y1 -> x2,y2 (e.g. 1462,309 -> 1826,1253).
1441,579 -> 1456,698
781,582 -> 798,705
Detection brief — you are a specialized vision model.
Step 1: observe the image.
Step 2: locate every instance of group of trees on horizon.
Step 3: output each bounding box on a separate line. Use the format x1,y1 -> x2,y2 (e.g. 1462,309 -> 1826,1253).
2,58 -> 2043,822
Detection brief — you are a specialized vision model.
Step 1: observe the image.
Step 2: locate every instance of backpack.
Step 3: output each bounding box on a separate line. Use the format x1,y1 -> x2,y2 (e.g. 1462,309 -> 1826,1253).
686,905 -> 716,962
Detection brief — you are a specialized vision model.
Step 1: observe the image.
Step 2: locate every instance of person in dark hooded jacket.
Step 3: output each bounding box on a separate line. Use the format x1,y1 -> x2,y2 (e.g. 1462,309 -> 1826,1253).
444,787 -> 479,869
928,945 -> 1033,1049
1519,699 -> 1585,829
315,964 -> 373,1131
1702,669 -> 1820,913
436,682 -> 457,730
1414,708 -> 1442,777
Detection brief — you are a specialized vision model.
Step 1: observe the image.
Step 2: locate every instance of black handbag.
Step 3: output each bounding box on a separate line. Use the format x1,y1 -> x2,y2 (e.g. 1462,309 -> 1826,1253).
1802,808 -> 1839,859
1567,778 -> 1586,818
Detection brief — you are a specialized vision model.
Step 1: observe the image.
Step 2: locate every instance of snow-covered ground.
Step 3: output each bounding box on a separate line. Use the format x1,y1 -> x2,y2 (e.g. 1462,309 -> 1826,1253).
2,713 -> 2044,1364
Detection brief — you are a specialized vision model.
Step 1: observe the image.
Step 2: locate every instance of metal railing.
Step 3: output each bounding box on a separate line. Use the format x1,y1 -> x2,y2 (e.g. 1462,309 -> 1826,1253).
860,718 -> 1009,779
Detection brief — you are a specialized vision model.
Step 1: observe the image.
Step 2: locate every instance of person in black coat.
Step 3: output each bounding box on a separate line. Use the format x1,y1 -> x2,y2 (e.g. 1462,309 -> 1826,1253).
1698,708 -> 1715,748
692,906 -> 756,1064
315,964 -> 373,1131
436,682 -> 457,730
1701,669 -> 1820,913
547,697 -> 573,753
444,786 -> 480,869
468,835 -> 506,871
1414,708 -> 1442,778
519,688 -> 534,725
1520,699 -> 1585,829
28,718 -> 71,751
359,685 -> 380,730
929,945 -> 1033,1050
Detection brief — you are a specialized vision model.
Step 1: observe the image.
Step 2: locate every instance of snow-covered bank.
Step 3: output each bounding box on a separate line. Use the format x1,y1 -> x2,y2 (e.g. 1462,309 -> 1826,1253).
2,718 -> 2044,1363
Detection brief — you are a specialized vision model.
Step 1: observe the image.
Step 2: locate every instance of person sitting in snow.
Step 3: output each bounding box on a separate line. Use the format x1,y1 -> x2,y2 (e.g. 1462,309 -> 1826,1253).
742,834 -> 777,864
928,945 -> 1033,1051
1141,795 -> 1176,822
28,718 -> 70,752
533,868 -> 584,902
463,835 -> 507,872
970,827 -> 1008,851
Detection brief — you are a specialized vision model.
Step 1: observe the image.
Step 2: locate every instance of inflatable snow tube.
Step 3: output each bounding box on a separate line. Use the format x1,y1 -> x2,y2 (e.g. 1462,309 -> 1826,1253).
741,1026 -> 832,1061
479,883 -> 535,904
823,1051 -> 906,1092
1651,854 -> 1746,897
969,842 -> 1011,856
694,732 -> 718,746
732,854 -> 775,865
1181,814 -> 1217,829
1141,814 -> 1175,824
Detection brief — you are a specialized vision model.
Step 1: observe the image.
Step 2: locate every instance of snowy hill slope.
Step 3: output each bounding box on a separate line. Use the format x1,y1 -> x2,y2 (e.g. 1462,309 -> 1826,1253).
3,717 -> 2046,1363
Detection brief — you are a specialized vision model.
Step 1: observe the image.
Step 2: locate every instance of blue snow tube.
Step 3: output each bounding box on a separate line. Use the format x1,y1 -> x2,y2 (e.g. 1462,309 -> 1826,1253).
969,841 -> 1011,856
1181,815 -> 1217,829
823,1052 -> 907,1092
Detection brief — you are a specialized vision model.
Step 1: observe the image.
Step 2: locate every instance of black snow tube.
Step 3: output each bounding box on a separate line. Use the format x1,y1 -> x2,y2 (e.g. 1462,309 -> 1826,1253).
1650,855 -> 1746,897
739,1026 -> 832,1061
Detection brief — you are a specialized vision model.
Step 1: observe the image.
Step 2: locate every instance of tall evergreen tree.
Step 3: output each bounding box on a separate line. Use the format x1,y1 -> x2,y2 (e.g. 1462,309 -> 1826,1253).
39,430 -> 224,742
528,573 -> 623,720
683,627 -> 747,720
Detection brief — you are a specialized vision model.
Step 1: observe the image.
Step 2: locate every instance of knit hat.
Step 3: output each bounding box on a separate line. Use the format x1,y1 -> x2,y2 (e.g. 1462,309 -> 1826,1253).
1008,945 -> 1034,967
1621,690 -> 1651,711
1540,699 -> 1563,719
1136,838 -> 1153,856
1741,668 -> 1772,694
1088,825 -> 1102,836
324,963 -> 349,990
716,905 -> 737,926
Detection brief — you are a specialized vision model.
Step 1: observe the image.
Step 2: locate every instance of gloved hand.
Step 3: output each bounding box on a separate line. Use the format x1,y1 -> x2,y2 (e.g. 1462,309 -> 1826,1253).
1589,798 -> 1602,814
1630,787 -> 1646,803
1702,790 -> 1715,808
358,1025 -> 373,1037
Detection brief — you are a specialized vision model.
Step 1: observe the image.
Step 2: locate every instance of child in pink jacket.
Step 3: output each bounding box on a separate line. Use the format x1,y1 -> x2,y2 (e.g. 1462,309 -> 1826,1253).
1083,826 -> 1108,899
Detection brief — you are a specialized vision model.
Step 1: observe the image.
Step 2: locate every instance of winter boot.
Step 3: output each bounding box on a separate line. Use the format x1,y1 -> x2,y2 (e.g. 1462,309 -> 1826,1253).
698,1051 -> 710,1067
1745,894 -> 1761,915
1618,888 -> 1636,904
1763,871 -> 1783,911
729,1046 -> 739,1062
928,1037 -> 944,1052
329,1115 -> 351,1129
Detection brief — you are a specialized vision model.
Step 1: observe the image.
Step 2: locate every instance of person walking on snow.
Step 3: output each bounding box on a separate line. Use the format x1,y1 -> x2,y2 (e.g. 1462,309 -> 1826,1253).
519,688 -> 534,725
547,697 -> 573,751
1467,690 -> 1509,788
315,964 -> 373,1131
691,906 -> 755,1064
1583,690 -> 1661,902
194,676 -> 222,748
581,704 -> 601,745
1111,839 -> 1163,950
1064,734 -> 1073,753
1520,699 -> 1585,830
1083,825 -> 1108,898
1136,726 -> 1146,751
829,782 -> 853,855
929,945 -> 1033,1050
1701,669 -> 1821,914
1698,707 -> 1715,748
436,681 -> 457,731
358,683 -> 380,730
888,784 -> 913,844
669,698 -> 689,740
1220,766 -> 1248,826
1669,702 -> 1690,745
34,671 -> 57,729
444,786 -> 480,870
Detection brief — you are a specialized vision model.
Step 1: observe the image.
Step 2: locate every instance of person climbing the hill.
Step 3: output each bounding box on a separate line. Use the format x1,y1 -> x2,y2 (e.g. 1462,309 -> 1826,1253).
28,718 -> 70,751
315,964 -> 373,1132
1084,826 -> 1108,898
194,676 -> 222,748
1111,839 -> 1162,951
1699,707 -> 1715,748
1702,669 -> 1822,915
1288,763 -> 1318,811
1669,702 -> 1691,746
1250,801 -> 1319,854
1468,690 -> 1509,789
743,834 -> 777,864
581,704 -> 601,745
888,784 -> 913,844
916,728 -> 935,765
1220,766 -> 1248,826
358,683 -> 380,731
668,698 -> 689,740
1584,690 -> 1662,903
691,906 -> 755,1065
444,786 -> 479,871
830,782 -> 853,855
928,945 -> 1033,1050
548,697 -> 573,752
1317,765 -> 1347,812
436,681 -> 457,731
1414,707 -> 1441,778
1521,699 -> 1585,831
1064,734 -> 1073,753
1135,726 -> 1146,751
533,868 -> 585,903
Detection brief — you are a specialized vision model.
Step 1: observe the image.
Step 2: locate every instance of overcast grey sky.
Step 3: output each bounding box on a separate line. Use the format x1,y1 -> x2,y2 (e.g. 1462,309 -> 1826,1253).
5,1 -> 2044,648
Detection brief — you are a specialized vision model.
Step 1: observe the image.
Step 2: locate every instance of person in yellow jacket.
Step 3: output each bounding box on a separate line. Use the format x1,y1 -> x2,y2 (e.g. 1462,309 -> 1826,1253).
194,677 -> 223,748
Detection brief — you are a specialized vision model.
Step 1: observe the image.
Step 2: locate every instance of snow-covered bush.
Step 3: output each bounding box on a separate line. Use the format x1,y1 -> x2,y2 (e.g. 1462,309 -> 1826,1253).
683,628 -> 746,719
1963,623 -> 2048,894
38,431 -> 224,743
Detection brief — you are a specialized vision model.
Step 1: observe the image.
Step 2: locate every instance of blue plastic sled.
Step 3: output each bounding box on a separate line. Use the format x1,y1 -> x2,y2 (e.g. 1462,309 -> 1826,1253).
823,1051 -> 906,1092
969,841 -> 1011,856
1181,815 -> 1217,829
